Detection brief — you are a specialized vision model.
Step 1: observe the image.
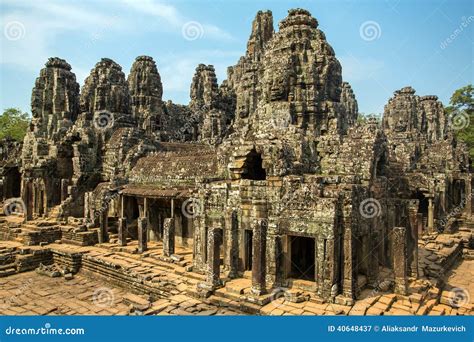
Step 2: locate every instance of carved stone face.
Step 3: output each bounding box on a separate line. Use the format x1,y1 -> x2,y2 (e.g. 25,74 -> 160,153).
394,117 -> 407,132
237,95 -> 249,118
270,72 -> 288,102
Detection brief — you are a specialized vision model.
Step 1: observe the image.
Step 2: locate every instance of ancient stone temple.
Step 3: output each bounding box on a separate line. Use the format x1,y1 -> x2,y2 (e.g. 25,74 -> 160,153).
0,8 -> 472,316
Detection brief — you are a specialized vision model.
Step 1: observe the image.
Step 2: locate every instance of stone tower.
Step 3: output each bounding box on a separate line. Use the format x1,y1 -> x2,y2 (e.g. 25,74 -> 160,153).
80,58 -> 134,130
190,64 -> 228,143
128,56 -> 165,135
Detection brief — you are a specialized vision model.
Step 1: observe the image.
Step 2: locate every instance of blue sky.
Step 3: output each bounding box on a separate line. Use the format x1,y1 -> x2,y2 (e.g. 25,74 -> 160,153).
0,0 -> 472,115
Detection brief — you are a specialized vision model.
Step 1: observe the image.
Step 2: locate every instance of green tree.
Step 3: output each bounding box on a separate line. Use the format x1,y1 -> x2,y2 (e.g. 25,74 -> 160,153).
446,85 -> 474,163
357,112 -> 382,124
0,108 -> 30,141
450,84 -> 474,111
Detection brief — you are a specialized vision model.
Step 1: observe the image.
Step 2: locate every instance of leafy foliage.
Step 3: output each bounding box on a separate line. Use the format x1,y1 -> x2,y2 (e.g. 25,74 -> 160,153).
357,112 -> 382,125
445,85 -> 474,163
0,108 -> 30,141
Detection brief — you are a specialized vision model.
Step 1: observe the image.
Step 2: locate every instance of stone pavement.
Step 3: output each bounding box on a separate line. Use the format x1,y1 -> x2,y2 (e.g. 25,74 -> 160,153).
445,259 -> 474,304
259,260 -> 474,316
0,271 -> 241,315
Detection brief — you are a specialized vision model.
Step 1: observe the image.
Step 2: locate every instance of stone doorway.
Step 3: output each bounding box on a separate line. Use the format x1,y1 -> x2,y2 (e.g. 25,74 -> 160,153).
244,229 -> 253,271
289,236 -> 315,281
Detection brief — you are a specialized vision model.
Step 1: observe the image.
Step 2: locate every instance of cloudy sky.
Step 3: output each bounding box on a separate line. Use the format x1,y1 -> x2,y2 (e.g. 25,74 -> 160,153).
0,0 -> 472,115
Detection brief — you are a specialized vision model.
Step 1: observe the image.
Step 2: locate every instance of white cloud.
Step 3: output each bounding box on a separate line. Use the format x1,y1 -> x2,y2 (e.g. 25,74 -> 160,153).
0,0 -> 125,71
0,0 -> 233,72
120,0 -> 181,26
119,0 -> 233,41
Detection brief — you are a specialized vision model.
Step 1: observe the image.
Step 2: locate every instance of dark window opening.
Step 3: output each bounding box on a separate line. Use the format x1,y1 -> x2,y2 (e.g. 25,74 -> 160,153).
242,149 -> 266,180
375,154 -> 387,177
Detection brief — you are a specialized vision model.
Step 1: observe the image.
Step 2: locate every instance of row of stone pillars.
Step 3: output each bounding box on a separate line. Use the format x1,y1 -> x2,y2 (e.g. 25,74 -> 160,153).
113,195 -> 178,256
114,214 -> 176,257
200,219 -> 268,296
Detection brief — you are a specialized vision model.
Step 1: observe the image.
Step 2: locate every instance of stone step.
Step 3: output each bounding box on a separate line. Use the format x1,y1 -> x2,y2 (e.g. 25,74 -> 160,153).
0,262 -> 16,271
0,267 -> 17,277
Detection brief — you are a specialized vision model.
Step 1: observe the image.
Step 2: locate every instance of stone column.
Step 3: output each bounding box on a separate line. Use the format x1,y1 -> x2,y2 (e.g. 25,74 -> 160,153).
408,202 -> 419,278
251,219 -> 267,296
417,213 -> 424,236
118,217 -> 127,246
170,198 -> 174,218
342,217 -> 356,299
98,209 -> 109,243
21,178 -> 33,221
143,197 -> 149,222
163,217 -> 175,257
138,217 -> 148,253
224,210 -> 239,278
83,192 -> 90,223
464,177 -> 472,218
392,227 -> 408,295
60,179 -> 69,202
427,198 -> 434,233
205,227 -> 222,288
